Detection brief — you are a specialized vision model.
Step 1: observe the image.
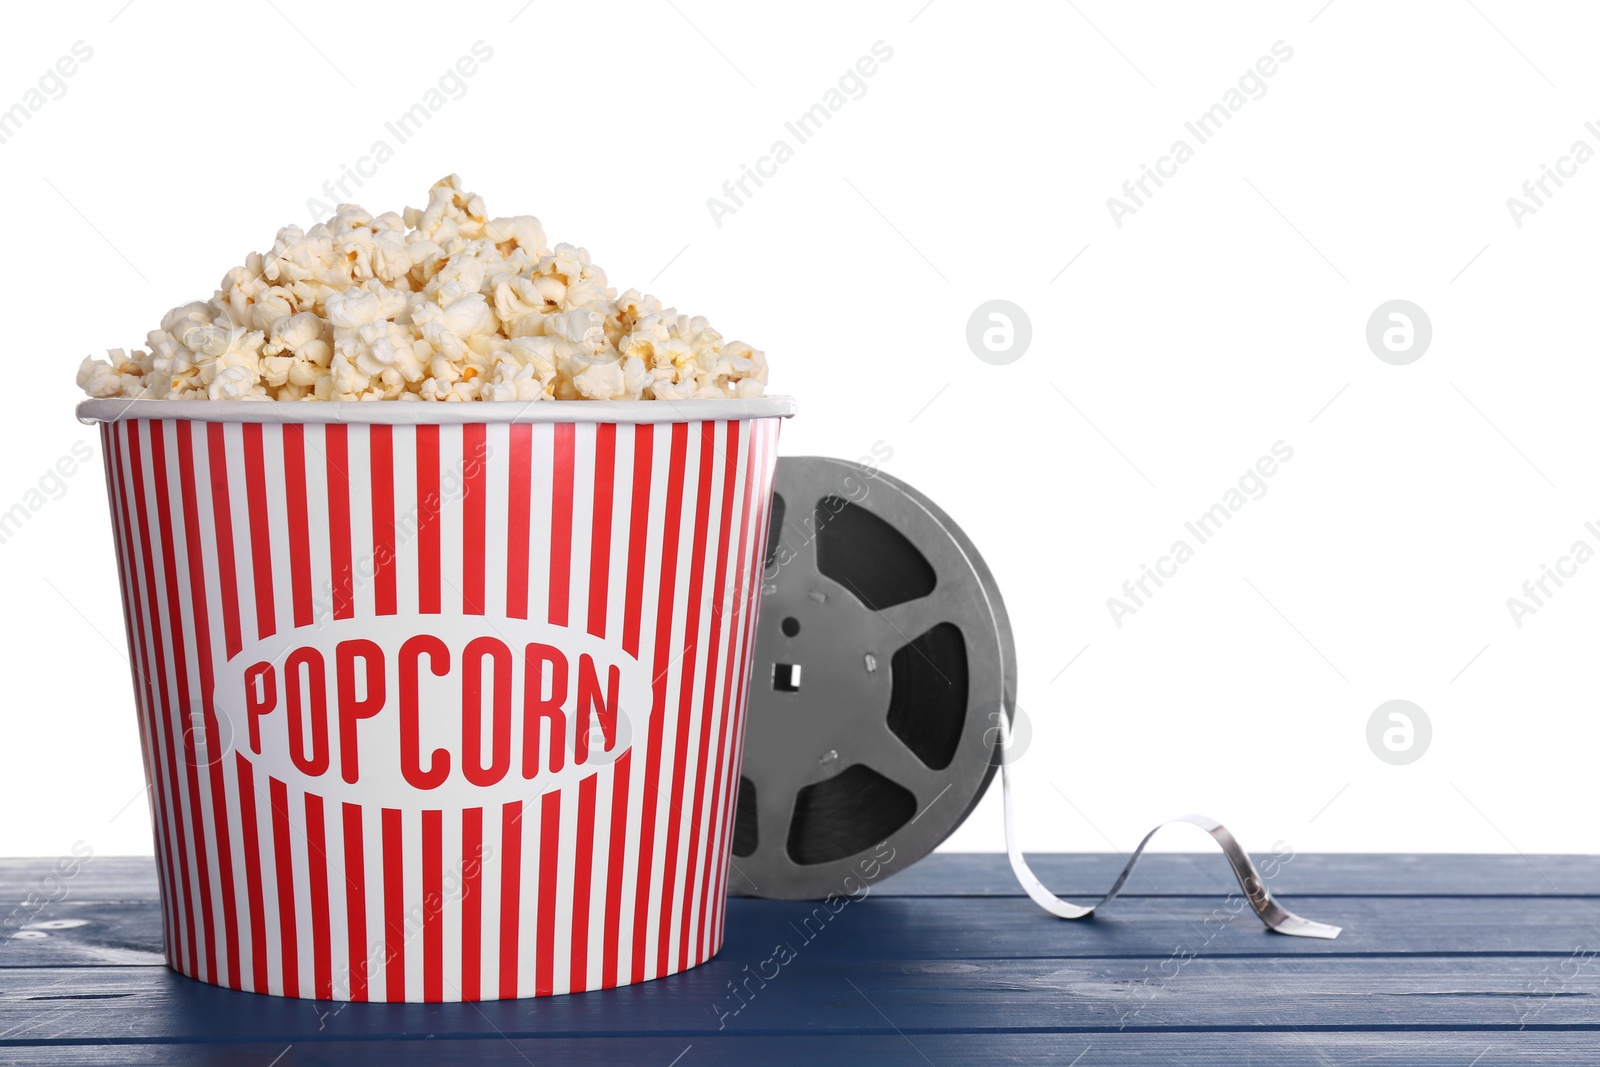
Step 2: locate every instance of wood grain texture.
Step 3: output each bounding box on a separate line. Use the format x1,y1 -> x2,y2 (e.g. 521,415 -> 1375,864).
8,852 -> 1595,902
6,895 -> 1600,968
10,1034 -> 1600,1067
2,955 -> 1598,1037
866,851 -> 1600,897
1,854 -> 1593,1066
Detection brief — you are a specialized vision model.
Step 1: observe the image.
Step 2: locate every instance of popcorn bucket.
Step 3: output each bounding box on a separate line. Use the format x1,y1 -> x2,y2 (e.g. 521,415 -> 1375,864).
75,397 -> 793,1001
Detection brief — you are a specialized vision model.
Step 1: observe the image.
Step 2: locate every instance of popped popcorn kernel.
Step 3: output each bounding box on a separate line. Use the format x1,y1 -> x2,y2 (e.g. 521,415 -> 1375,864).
78,175 -> 769,403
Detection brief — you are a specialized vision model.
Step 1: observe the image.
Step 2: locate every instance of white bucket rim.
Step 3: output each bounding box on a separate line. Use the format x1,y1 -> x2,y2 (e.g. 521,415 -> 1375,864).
77,395 -> 796,426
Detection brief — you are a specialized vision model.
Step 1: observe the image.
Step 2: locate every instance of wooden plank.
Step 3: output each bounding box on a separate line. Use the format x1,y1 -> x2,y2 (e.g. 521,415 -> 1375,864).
6,893 -> 1596,969
866,852 -> 1600,897
7,853 -> 1595,904
0,859 -> 157,905
6,1032 -> 1598,1067
0,902 -> 164,968
728,893 -> 1599,959
2,955 -> 1598,1041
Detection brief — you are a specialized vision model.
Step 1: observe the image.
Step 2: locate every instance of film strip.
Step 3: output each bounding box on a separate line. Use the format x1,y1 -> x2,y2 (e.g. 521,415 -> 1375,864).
736,457 -> 1339,939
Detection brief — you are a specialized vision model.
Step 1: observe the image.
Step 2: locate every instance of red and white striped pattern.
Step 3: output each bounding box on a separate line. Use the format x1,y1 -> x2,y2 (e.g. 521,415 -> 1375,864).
97,414 -> 781,1001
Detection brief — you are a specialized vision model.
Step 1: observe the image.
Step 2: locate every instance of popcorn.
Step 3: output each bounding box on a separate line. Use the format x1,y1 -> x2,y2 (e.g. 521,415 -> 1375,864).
78,175 -> 769,403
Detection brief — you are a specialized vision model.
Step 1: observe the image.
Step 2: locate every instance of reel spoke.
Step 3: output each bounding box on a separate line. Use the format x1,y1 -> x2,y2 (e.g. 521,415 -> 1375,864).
867,590 -> 956,653
858,719 -> 947,803
754,783 -> 798,873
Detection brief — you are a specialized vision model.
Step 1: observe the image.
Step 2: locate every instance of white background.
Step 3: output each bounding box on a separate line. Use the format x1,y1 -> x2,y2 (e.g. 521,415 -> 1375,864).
3,0 -> 1594,864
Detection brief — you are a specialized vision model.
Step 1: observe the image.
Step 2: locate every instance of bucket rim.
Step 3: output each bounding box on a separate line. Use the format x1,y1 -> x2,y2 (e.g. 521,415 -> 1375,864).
77,395 -> 796,426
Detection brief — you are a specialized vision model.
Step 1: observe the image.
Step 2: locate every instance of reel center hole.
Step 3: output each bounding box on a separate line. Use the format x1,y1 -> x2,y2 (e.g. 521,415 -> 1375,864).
772,663 -> 803,692
781,616 -> 801,637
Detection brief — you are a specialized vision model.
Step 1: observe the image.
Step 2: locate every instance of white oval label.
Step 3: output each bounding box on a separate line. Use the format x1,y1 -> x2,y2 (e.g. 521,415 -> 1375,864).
213,615 -> 649,809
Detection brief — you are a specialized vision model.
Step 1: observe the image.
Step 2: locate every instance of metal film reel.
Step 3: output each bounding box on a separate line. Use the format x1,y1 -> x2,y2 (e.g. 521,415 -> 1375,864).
733,457 -> 1016,900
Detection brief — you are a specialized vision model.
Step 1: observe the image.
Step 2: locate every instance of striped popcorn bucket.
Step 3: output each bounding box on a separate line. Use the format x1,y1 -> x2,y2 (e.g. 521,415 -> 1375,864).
75,397 -> 793,1001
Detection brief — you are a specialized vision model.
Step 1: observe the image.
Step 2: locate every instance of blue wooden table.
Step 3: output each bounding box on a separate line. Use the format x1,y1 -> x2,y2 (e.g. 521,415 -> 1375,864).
1,853 -> 1595,1064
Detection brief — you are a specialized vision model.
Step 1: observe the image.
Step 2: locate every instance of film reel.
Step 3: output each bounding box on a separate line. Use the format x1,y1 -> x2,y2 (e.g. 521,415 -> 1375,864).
733,457 -> 1015,900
